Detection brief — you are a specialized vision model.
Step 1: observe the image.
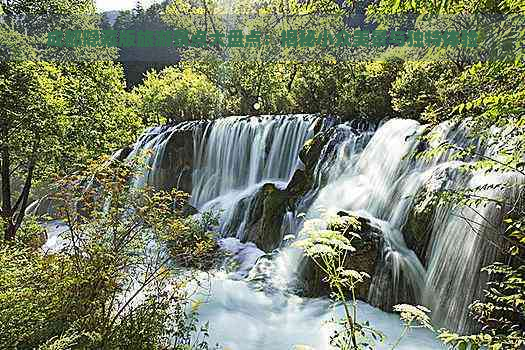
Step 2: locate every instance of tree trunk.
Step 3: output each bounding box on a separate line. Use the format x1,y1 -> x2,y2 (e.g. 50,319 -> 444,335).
0,126 -> 39,241
1,125 -> 13,240
4,222 -> 16,241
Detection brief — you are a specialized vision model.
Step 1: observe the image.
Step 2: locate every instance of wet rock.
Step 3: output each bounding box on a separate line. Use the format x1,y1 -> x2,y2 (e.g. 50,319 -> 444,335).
299,212 -> 382,300
403,201 -> 433,266
219,237 -> 265,280
286,169 -> 310,200
180,203 -> 198,217
150,127 -> 195,194
367,253 -> 421,312
403,164 -> 462,266
222,196 -> 251,236
286,128 -> 336,201
242,183 -> 290,253
112,146 -> 133,162
298,131 -> 329,170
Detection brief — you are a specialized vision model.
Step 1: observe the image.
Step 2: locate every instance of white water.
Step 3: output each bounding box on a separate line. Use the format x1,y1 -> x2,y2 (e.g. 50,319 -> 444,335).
423,170 -> 524,332
290,119 -> 428,310
184,117 -> 444,349
287,118 -> 522,333
193,277 -> 442,350
188,116 -> 521,338
127,121 -> 205,190
43,115 -> 521,349
197,237 -> 443,350
191,115 -> 320,207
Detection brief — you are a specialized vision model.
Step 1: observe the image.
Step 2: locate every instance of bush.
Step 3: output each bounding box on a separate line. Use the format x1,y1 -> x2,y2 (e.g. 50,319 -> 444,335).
131,67 -> 224,124
390,61 -> 458,120
0,157 -> 219,349
439,263 -> 525,350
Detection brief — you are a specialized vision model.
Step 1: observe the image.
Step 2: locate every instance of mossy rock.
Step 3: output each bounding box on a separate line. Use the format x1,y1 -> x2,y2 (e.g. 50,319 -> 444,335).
154,127 -> 195,193
403,164 -> 462,266
286,128 -> 337,202
299,212 -> 382,300
403,191 -> 435,266
286,169 -> 311,199
242,183 -> 290,252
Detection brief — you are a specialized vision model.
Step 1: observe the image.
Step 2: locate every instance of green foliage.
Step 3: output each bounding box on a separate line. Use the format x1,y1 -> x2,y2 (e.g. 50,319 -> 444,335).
131,67 -> 224,124
0,158 -> 218,349
397,0 -> 525,344
291,60 -> 401,120
394,304 -> 433,330
109,1 -> 174,87
294,215 -> 381,349
1,0 -> 116,62
439,263 -> 525,350
0,61 -> 66,239
390,61 -> 458,120
0,59 -> 142,240
57,62 -> 143,175
152,0 -> 398,120
294,214 -> 433,349
162,211 -> 221,270
0,0 -> 142,241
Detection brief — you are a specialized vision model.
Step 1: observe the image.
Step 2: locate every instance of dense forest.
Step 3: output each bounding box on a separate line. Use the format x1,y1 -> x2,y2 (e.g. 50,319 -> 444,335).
0,0 -> 524,349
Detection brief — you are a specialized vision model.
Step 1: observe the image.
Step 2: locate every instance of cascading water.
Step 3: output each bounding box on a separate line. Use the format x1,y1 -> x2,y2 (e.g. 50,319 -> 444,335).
191,114 -> 321,207
289,117 -> 522,333
423,166 -> 524,332
70,114 -> 522,349
299,119 -> 429,310
185,117 -> 442,348
126,120 -> 208,192
296,122 -> 376,212
191,115 -> 325,240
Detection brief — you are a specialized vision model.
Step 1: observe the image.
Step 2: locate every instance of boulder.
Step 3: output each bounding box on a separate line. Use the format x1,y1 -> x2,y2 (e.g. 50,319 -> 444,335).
403,164 -> 462,266
148,126 -> 196,194
299,212 -> 382,300
367,250 -> 422,312
286,128 -> 337,202
241,183 -> 290,253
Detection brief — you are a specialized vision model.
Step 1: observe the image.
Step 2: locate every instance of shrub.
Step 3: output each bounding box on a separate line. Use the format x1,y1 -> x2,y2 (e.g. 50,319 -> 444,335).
131,67 -> 224,124
0,157 -> 219,349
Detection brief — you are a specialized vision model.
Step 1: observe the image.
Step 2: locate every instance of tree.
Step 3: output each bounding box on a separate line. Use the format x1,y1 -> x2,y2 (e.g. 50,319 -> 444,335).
0,61 -> 66,240
55,62 -> 142,175
0,60 -> 142,241
131,66 -> 224,123
0,0 -> 143,241
0,158 -> 219,348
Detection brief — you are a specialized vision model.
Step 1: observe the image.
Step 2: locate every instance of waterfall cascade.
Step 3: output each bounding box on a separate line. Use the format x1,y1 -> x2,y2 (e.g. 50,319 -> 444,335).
191,115 -> 322,207
123,114 -> 522,347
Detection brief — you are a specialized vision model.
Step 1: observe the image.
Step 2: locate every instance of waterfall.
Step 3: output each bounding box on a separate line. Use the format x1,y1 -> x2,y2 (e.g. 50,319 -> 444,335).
119,114 -> 520,344
423,167 -> 524,332
296,122 -> 375,212
302,119 -> 428,309
310,119 -> 423,217
189,115 -> 327,242
191,114 -> 322,207
290,118 -> 521,332
126,120 -> 208,192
